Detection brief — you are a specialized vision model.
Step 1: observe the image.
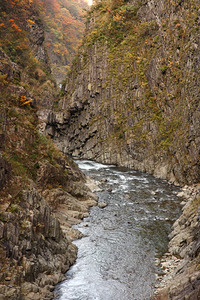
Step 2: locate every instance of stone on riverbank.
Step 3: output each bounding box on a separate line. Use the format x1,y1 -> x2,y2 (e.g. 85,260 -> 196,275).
98,201 -> 108,208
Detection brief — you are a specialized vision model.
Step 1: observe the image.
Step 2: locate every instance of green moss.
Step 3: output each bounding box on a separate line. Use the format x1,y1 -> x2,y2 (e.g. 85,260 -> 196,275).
191,197 -> 200,210
8,204 -> 19,214
6,154 -> 27,177
153,35 -> 159,43
84,0 -> 145,47
0,212 -> 6,223
160,65 -> 168,74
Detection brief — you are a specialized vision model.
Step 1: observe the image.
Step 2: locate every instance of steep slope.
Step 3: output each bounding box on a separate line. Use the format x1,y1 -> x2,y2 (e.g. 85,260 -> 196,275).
0,0 -> 89,85
37,0 -> 89,83
0,1 -> 97,299
0,87 -> 97,298
48,0 -> 200,186
0,0 -> 57,108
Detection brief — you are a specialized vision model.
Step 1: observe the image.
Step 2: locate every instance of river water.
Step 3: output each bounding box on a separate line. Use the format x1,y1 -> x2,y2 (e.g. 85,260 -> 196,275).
55,160 -> 182,300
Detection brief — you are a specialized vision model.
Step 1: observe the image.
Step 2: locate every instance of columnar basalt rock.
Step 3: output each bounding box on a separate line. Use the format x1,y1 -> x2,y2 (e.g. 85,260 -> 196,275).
0,180 -> 97,299
48,0 -> 200,186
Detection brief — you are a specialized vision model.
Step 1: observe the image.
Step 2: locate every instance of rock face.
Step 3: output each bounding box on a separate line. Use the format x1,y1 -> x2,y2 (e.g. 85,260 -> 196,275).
0,77 -> 97,298
47,0 -> 200,186
0,2 -> 97,298
27,13 -> 50,69
0,97 -> 97,299
0,180 -> 97,300
154,185 -> 200,299
0,60 -> 97,298
0,188 -> 75,299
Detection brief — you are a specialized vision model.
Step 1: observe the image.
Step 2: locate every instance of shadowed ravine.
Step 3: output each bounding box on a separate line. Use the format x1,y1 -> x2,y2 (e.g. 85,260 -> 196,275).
54,160 -> 182,300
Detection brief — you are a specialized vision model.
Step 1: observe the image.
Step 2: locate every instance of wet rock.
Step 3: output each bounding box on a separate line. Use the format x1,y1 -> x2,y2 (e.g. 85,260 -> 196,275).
101,179 -> 108,183
98,201 -> 107,208
177,191 -> 185,198
85,177 -> 101,193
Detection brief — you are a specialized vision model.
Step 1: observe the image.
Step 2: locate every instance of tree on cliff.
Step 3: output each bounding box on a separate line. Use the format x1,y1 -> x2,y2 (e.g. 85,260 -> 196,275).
0,0 -> 89,82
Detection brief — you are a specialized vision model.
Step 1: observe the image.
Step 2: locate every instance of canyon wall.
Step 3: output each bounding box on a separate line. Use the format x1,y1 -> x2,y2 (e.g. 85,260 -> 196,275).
0,1 -> 97,298
48,0 -> 200,186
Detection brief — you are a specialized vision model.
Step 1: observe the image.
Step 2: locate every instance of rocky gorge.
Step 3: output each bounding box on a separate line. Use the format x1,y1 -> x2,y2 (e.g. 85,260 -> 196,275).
44,0 -> 200,298
47,0 -> 200,186
0,0 -> 200,299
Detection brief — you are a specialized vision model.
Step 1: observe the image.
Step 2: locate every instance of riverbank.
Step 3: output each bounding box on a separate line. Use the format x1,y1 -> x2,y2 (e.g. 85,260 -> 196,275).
154,184 -> 200,299
0,146 -> 98,300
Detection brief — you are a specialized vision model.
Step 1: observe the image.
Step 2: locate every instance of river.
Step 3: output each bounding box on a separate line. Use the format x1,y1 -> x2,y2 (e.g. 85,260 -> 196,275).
55,160 -> 182,300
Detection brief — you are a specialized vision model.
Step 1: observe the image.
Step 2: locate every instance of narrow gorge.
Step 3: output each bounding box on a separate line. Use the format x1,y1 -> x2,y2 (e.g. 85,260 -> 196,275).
0,0 -> 200,299
48,0 -> 200,186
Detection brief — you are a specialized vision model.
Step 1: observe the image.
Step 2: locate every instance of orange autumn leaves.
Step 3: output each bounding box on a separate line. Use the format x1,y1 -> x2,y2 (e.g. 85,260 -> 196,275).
9,19 -> 22,31
0,20 -> 22,32
0,0 -> 88,75
19,96 -> 33,106
37,0 -> 88,65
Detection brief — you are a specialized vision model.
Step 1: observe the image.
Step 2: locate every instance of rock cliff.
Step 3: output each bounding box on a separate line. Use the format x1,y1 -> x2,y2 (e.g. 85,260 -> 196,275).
48,0 -> 200,186
154,185 -> 200,299
0,1 -> 97,298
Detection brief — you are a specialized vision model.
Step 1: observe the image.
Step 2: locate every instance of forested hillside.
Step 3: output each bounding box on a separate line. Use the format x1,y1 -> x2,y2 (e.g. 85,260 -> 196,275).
0,1 -> 96,299
38,0 -> 89,82
0,0 -> 88,83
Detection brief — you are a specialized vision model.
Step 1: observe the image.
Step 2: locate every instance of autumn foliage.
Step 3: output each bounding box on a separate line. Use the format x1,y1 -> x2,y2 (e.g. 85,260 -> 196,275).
0,0 -> 38,67
35,0 -> 88,66
0,0 -> 88,74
